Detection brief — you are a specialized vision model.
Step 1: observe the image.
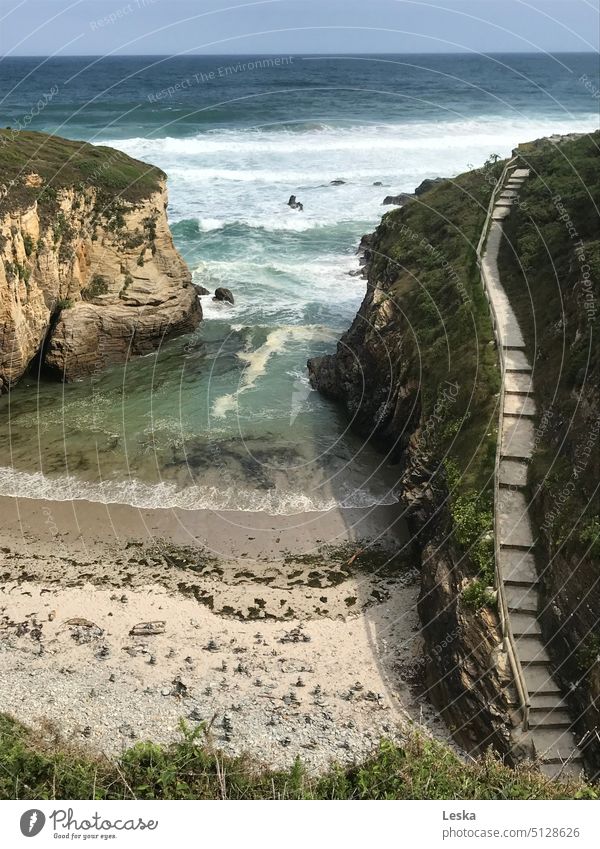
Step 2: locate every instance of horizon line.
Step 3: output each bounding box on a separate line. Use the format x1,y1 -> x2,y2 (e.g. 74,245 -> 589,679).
1,50 -> 598,59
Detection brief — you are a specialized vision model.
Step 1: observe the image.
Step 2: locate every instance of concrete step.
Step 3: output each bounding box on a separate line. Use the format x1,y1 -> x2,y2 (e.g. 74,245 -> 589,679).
499,190 -> 519,199
499,459 -> 529,488
501,417 -> 534,460
532,728 -> 579,763
501,550 -> 537,585
531,719 -> 572,732
539,760 -> 584,781
505,349 -> 531,372
505,373 -> 533,395
512,168 -> 531,178
504,393 -> 536,417
526,666 -> 561,695
530,693 -> 565,711
529,710 -> 572,729
492,206 -> 511,221
505,583 -> 539,613
515,637 -> 551,665
495,199 -> 513,208
511,612 -> 542,636
498,492 -> 536,548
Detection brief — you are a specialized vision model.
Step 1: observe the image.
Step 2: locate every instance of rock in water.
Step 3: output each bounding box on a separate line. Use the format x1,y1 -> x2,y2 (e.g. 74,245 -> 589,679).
0,130 -> 202,388
213,287 -> 234,304
193,284 -> 210,296
287,194 -> 304,211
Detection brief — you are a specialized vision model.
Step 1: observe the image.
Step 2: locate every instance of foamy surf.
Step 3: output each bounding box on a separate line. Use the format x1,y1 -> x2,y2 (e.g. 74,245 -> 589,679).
212,325 -> 337,418
0,466 -> 398,515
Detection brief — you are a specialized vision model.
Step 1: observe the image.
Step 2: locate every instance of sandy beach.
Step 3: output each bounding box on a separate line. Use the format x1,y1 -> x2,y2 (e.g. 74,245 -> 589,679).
0,494 -> 450,770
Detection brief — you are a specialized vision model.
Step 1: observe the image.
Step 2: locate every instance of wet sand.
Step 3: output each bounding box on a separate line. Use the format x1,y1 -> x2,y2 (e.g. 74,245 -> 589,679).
0,494 -> 408,561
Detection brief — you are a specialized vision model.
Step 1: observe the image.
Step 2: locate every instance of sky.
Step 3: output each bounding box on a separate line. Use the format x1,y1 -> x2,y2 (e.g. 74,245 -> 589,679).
0,0 -> 598,56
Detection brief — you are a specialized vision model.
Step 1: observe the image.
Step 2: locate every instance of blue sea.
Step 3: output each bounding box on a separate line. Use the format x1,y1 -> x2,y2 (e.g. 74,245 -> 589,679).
0,54 -> 598,513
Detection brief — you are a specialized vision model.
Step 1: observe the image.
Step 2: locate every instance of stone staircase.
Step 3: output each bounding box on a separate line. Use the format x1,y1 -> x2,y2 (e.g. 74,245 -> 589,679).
479,167 -> 584,780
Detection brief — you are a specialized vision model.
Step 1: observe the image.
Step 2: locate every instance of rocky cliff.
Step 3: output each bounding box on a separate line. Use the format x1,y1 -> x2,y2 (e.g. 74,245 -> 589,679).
309,161 -> 517,758
0,130 -> 201,389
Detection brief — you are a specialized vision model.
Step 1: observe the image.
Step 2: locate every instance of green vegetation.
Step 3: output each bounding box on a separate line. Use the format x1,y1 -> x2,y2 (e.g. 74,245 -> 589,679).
56,298 -> 73,311
0,715 -> 595,801
576,635 -> 600,678
579,518 -> 600,558
4,260 -> 31,284
119,272 -> 134,299
372,158 -> 500,496
445,458 -> 495,597
0,129 -> 163,218
370,158 -> 501,585
81,273 -> 109,301
22,233 -> 35,256
462,579 -> 496,610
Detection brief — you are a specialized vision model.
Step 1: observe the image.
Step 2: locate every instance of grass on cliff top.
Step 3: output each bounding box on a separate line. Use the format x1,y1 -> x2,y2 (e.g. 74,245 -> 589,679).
498,131 -> 600,558
0,714 -> 596,800
371,159 -> 501,499
0,129 -> 164,214
367,159 -> 502,590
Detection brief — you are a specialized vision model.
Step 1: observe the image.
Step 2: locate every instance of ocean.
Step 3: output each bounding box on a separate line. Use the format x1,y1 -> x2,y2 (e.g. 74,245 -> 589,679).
0,53 -> 598,513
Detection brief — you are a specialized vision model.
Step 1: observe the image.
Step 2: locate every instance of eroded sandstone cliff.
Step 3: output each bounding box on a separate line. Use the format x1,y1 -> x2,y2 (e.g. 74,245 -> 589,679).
0,131 -> 201,388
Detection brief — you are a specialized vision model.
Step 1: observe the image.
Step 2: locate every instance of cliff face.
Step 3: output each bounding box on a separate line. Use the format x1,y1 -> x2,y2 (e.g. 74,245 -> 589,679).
0,131 -> 201,388
309,164 -> 516,758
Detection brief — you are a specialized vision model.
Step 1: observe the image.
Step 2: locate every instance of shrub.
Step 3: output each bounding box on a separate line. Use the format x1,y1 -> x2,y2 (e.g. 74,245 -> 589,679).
462,579 -> 496,610
579,518 -> 600,559
22,233 -> 35,256
0,715 -> 596,801
81,274 -> 109,300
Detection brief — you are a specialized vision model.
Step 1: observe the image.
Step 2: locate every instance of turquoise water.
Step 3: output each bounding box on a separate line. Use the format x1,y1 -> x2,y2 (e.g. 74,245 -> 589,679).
0,55 -> 598,512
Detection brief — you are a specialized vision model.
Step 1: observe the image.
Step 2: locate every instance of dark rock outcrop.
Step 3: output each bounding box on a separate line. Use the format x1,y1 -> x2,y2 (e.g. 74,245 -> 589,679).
382,193 -> 414,206
287,195 -> 304,211
414,177 -> 445,196
213,287 -> 234,304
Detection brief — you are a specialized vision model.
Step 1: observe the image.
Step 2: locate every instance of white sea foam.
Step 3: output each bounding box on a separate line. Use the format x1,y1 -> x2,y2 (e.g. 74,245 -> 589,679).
0,466 -> 398,515
212,325 -> 337,418
104,117 -> 599,159
105,116 -> 600,225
